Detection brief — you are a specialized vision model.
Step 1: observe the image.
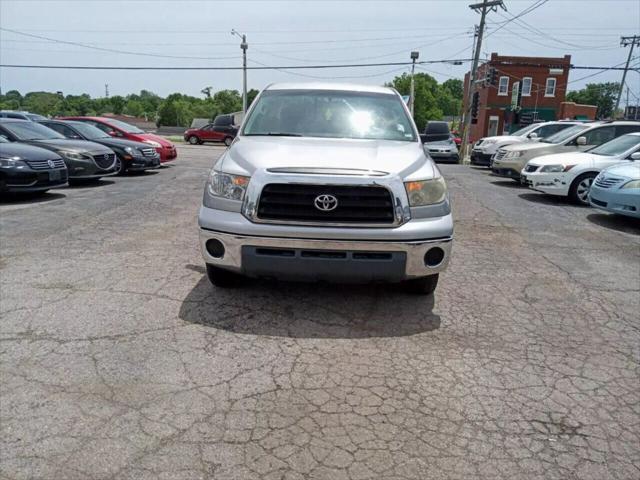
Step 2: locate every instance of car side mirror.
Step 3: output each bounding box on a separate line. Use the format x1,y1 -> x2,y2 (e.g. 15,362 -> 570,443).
576,136 -> 587,146
528,132 -> 538,139
107,130 -> 119,137
630,152 -> 640,161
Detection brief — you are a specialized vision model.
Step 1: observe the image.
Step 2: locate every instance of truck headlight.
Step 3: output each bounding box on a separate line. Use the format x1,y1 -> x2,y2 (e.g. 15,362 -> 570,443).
207,170 -> 250,201
540,164 -> 575,173
621,180 -> 640,189
404,177 -> 447,206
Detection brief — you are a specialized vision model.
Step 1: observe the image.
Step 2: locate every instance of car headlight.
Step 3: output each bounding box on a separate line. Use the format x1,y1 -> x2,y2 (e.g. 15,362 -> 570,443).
504,150 -> 523,159
0,156 -> 27,168
124,146 -> 136,155
143,140 -> 162,148
59,150 -> 89,161
207,170 -> 250,201
621,180 -> 640,189
540,164 -> 575,173
483,139 -> 496,146
404,177 -> 447,206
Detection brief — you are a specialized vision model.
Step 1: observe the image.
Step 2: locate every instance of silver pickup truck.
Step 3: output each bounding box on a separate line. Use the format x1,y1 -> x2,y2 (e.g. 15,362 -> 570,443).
198,83 -> 453,294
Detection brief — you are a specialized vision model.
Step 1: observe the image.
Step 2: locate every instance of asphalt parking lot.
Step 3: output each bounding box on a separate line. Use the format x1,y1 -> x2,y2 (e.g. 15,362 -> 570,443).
1,144 -> 639,480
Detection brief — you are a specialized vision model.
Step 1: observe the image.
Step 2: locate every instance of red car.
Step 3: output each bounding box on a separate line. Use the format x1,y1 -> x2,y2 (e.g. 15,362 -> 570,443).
59,116 -> 177,162
183,114 -> 237,147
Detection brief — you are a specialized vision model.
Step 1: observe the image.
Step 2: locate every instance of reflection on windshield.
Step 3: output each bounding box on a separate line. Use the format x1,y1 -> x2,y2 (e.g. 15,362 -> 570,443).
107,119 -> 144,134
589,134 -> 640,156
3,122 -> 65,141
72,123 -> 111,139
511,123 -> 539,137
243,90 -> 416,142
541,124 -> 588,144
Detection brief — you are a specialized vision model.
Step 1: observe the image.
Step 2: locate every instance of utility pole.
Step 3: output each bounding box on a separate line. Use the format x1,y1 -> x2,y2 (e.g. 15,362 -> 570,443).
232,29 -> 248,113
409,51 -> 419,117
105,84 -> 109,98
459,0 -> 505,164
614,35 -> 640,118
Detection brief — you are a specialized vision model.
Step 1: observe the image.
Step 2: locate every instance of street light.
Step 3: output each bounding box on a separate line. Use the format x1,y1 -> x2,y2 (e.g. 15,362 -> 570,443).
410,51 -> 419,117
231,29 -> 248,113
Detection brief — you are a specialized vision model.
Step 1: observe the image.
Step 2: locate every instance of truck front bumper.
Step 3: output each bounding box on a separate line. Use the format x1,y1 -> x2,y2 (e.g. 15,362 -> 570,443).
198,207 -> 453,282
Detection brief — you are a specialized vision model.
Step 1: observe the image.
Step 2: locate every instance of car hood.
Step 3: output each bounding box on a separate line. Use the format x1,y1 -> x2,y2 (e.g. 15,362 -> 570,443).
529,151 -> 598,166
502,141 -> 551,152
137,133 -> 174,147
0,142 -> 63,160
481,135 -> 522,144
89,137 -> 154,150
220,136 -> 433,178
28,139 -> 114,154
601,161 -> 640,179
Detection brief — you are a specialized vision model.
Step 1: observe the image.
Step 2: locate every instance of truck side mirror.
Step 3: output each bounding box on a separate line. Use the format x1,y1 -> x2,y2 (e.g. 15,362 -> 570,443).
576,136 -> 587,146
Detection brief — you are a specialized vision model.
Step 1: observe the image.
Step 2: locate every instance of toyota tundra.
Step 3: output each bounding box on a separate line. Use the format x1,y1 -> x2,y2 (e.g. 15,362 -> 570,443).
198,83 -> 453,294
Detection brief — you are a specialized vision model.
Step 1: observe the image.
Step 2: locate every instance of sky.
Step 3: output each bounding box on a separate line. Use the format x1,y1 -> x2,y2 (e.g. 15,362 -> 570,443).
0,0 -> 639,103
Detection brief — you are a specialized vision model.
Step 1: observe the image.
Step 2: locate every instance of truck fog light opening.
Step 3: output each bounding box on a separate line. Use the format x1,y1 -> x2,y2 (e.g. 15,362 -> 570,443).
424,247 -> 445,267
206,239 -> 225,258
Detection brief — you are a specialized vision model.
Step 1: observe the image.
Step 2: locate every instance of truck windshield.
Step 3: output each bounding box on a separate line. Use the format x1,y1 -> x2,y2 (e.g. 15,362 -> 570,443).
589,134 -> 640,156
243,89 -> 417,142
541,124 -> 589,144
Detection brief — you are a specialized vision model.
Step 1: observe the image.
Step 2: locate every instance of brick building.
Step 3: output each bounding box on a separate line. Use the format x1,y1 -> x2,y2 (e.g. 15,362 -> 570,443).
464,53 -> 582,142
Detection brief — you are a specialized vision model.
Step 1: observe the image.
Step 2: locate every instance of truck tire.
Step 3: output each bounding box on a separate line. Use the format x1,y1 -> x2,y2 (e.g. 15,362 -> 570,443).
569,172 -> 597,205
402,274 -> 439,295
188,135 -> 200,145
206,264 -> 243,288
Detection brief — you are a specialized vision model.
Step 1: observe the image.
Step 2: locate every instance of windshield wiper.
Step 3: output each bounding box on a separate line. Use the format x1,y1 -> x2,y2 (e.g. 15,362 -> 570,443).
246,132 -> 303,137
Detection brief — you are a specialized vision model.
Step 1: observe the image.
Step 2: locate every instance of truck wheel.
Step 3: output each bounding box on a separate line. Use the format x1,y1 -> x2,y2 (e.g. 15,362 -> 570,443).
206,264 -> 243,288
188,135 -> 200,145
402,274 -> 439,295
224,137 -> 233,147
569,172 -> 596,205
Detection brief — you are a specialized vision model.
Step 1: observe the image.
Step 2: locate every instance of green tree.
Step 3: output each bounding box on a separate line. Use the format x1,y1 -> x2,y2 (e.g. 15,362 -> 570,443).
566,82 -> 620,119
441,78 -> 464,100
212,89 -> 242,114
386,73 -> 443,132
247,88 -> 260,107
109,95 -> 126,114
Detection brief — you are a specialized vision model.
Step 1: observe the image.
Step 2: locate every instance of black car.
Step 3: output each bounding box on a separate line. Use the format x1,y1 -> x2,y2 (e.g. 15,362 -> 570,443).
39,120 -> 160,174
0,119 -> 117,183
0,136 -> 68,194
0,110 -> 48,121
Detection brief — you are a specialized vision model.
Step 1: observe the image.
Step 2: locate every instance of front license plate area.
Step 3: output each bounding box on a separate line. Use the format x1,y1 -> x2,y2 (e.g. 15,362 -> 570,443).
49,169 -> 61,181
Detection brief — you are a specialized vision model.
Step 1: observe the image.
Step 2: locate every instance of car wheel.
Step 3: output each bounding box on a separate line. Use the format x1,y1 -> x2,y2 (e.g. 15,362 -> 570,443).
224,137 -> 233,147
402,274 -> 439,295
188,135 -> 200,145
114,156 -> 126,175
569,172 -> 597,205
206,264 -> 243,288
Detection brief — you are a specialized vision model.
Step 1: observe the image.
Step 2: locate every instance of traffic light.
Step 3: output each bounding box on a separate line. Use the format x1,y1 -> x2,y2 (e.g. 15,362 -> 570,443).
485,67 -> 498,86
471,91 -> 480,119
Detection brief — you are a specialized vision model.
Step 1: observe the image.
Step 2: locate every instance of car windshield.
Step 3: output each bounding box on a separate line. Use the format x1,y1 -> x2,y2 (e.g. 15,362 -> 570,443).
2,121 -> 65,140
243,89 -> 417,142
511,123 -> 541,137
105,119 -> 144,133
589,134 -> 640,156
70,122 -> 111,139
0,135 -> 9,143
26,113 -> 48,121
541,124 -> 589,144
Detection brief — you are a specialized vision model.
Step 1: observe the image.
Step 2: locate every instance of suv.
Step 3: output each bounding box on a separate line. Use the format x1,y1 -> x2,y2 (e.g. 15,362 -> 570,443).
471,121 -> 581,167
198,83 -> 453,295
0,110 -> 48,121
492,121 -> 640,180
183,114 -> 238,146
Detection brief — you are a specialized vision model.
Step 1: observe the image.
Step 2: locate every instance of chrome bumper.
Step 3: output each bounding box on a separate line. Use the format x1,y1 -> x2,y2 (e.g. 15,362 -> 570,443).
199,228 -> 452,280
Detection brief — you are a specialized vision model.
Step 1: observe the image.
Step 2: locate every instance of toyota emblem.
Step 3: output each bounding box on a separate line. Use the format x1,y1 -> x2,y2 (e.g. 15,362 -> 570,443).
314,194 -> 338,212
47,159 -> 56,168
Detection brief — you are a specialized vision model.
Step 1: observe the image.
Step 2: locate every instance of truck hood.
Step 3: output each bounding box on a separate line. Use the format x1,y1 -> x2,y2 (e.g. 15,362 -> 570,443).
220,136 -> 433,178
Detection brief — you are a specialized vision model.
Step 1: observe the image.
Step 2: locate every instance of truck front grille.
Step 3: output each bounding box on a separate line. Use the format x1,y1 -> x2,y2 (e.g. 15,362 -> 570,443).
257,183 -> 395,224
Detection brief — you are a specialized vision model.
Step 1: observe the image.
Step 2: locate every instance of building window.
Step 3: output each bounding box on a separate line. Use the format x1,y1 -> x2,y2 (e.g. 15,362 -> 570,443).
545,78 -> 556,97
522,77 -> 532,96
498,76 -> 509,96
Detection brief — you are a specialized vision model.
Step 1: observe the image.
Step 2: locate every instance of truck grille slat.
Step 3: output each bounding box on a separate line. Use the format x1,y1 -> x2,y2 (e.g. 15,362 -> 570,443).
257,183 -> 395,224
24,158 -> 66,170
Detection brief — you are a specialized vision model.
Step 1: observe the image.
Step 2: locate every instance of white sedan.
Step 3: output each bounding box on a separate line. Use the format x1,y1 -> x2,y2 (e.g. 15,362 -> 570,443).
521,132 -> 640,205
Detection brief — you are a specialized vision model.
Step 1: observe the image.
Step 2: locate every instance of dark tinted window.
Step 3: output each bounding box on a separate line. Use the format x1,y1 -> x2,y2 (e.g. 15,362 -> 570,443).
44,123 -> 80,139
1,121 -> 65,140
535,123 -> 571,138
213,115 -> 232,126
88,121 -> 114,134
616,124 -> 640,136
423,122 -> 450,142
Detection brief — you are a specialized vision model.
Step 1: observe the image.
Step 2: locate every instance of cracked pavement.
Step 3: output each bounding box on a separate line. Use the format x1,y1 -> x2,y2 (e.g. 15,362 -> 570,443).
1,145 -> 639,479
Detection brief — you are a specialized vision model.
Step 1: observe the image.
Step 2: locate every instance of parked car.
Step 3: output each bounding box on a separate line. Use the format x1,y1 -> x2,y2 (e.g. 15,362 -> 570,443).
0,110 -> 48,121
59,116 -> 177,162
0,119 -> 118,182
183,114 -> 238,146
589,160 -> 640,218
471,121 -> 581,167
522,133 -> 640,205
198,83 -> 453,295
492,121 -> 640,180
421,121 -> 458,163
0,136 -> 67,194
38,120 -> 160,174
